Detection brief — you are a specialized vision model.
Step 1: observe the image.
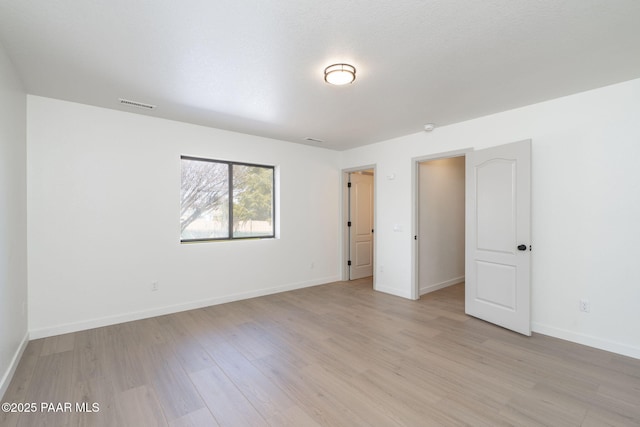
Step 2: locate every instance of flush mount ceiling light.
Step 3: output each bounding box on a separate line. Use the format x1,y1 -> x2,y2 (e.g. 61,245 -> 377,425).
324,63 -> 356,85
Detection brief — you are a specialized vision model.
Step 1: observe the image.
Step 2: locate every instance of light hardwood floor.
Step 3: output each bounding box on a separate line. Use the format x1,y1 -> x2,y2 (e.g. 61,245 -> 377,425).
2,278 -> 640,426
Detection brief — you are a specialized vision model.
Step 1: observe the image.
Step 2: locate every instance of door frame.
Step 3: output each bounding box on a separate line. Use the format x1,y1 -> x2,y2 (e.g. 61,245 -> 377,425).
411,149 -> 471,300
341,165 -> 377,284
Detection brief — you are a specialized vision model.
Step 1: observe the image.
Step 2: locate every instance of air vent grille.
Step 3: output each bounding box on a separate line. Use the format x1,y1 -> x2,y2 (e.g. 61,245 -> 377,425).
118,98 -> 156,110
304,137 -> 324,143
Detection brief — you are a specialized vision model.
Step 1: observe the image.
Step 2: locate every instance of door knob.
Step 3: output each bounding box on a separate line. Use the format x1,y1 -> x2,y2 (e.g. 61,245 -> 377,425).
517,244 -> 527,251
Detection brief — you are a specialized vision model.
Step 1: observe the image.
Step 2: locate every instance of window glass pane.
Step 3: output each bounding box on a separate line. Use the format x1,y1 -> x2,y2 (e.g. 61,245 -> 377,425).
232,165 -> 274,238
180,159 -> 229,240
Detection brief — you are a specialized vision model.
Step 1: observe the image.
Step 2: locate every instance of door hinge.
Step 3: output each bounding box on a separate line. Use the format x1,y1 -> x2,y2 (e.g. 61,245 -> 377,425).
347,221 -> 352,227
347,182 -> 352,188
347,260 -> 352,266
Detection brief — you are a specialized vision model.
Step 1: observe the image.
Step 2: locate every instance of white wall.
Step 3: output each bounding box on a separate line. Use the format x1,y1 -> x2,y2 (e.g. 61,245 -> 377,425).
27,96 -> 341,337
0,43 -> 28,398
341,78 -> 640,359
19,77 -> 640,361
418,157 -> 465,294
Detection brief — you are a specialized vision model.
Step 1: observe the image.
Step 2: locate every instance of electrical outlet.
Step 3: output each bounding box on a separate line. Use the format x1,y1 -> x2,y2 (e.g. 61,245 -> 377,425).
151,282 -> 159,292
310,261 -> 315,269
379,265 -> 384,273
579,299 -> 590,313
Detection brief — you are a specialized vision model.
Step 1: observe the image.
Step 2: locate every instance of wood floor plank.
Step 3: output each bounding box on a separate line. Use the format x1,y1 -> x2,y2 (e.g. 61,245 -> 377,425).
298,362 -> 405,426
71,377 -> 122,427
72,328 -> 107,384
200,336 -> 317,426
3,279 -> 640,426
506,382 -> 590,426
168,407 -> 220,427
17,351 -> 74,427
223,321 -> 279,361
100,323 -> 150,393
582,405 -> 640,426
434,393 -> 513,427
0,340 -> 43,427
140,343 -> 206,422
40,332 -> 75,356
128,316 -> 168,347
155,313 -> 218,374
1,339 -> 43,401
114,385 -> 168,427
253,354 -> 380,427
344,368 -> 447,426
189,365 -> 269,427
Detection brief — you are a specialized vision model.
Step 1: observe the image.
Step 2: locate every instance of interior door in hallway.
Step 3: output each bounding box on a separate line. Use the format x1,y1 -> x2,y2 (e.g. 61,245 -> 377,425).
465,140 -> 531,335
349,172 -> 374,280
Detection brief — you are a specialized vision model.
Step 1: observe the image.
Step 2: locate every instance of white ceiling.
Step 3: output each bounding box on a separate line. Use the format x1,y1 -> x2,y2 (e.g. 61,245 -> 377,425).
1,1 -> 639,150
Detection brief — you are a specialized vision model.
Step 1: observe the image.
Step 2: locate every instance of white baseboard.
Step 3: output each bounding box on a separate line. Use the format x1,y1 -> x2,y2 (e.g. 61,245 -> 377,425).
532,322 -> 640,360
30,275 -> 340,339
420,276 -> 465,296
375,284 -> 413,299
0,331 -> 29,400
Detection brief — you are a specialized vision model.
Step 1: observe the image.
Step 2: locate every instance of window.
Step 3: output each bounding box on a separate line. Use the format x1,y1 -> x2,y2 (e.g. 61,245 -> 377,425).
180,156 -> 275,242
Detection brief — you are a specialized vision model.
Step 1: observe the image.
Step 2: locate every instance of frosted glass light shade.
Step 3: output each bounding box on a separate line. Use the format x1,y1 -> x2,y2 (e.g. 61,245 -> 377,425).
324,63 -> 356,85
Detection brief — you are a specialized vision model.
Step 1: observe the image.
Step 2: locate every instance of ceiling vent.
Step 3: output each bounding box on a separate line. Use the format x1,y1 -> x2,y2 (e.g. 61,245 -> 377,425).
118,98 -> 156,110
304,137 -> 324,143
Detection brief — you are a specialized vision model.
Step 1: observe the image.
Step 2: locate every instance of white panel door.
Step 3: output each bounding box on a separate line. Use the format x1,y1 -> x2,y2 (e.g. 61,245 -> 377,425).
350,173 -> 374,280
465,140 -> 531,335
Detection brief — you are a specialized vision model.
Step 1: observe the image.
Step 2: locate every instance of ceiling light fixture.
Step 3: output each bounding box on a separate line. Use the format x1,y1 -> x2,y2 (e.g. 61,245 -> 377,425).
423,123 -> 436,132
324,63 -> 356,85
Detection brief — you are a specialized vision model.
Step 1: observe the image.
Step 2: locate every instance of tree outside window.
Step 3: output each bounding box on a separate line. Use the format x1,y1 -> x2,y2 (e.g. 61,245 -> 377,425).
180,156 -> 274,241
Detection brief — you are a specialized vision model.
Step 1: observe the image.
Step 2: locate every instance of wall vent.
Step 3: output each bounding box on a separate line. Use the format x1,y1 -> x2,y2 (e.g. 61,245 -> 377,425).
118,98 -> 156,110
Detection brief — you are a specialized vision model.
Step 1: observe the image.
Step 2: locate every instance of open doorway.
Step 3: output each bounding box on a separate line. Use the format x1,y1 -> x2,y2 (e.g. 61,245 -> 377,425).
413,151 -> 468,302
342,167 -> 375,284
413,141 -> 532,335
